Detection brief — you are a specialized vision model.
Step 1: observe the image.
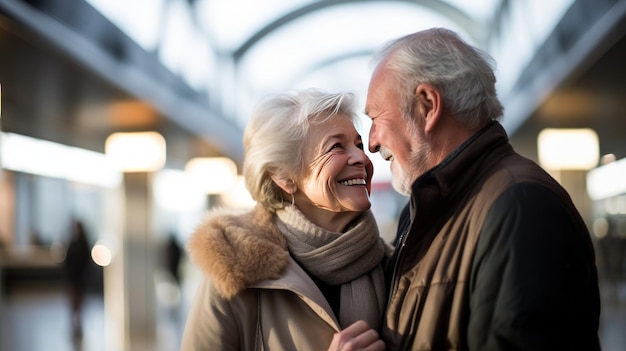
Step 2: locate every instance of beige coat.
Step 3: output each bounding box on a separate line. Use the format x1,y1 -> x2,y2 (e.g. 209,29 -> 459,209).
180,206 -> 342,351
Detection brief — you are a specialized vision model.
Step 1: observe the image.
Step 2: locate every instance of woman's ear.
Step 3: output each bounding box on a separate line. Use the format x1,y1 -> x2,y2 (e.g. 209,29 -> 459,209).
270,174 -> 296,194
415,83 -> 442,134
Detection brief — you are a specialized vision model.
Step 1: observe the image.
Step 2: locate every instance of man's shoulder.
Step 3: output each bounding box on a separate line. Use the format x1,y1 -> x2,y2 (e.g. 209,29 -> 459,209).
479,151 -> 563,198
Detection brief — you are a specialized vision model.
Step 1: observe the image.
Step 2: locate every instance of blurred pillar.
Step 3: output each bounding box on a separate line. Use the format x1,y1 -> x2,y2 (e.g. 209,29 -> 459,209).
537,128 -> 599,230
105,131 -> 165,351
122,172 -> 157,350
558,170 -> 594,229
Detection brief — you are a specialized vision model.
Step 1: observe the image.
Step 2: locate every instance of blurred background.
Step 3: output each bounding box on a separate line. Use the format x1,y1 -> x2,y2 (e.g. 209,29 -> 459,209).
0,0 -> 625,350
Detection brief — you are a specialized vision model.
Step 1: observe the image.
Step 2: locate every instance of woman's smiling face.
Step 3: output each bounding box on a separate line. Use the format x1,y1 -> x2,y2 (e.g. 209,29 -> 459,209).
293,114 -> 374,226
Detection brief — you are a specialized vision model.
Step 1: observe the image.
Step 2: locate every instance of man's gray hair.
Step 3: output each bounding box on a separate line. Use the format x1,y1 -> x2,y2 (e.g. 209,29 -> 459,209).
373,27 -> 504,129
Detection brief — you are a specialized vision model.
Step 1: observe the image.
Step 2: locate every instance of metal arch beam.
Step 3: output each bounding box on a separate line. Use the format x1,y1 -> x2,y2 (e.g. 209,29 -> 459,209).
309,49 -> 375,72
232,0 -> 486,61
289,50 -> 374,86
288,49 -> 376,83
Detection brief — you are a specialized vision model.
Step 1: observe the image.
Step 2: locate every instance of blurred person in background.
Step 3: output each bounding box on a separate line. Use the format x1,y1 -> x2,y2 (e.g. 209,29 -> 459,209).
164,232 -> 183,286
180,88 -> 389,351
365,27 -> 601,350
63,219 -> 92,340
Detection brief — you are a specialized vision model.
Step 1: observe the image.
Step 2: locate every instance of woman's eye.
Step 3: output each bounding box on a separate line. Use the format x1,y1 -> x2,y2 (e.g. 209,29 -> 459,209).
357,142 -> 364,150
330,143 -> 342,150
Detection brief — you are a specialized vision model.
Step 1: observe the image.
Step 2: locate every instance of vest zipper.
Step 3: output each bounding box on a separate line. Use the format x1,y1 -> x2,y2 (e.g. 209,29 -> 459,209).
385,224 -> 410,310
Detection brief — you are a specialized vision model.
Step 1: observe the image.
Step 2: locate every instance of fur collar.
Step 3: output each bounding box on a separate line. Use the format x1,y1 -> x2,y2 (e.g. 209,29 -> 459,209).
186,205 -> 289,299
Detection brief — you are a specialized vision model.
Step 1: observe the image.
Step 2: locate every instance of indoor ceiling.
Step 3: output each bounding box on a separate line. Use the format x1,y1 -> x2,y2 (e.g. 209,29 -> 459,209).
87,0 -> 499,109
83,0 -> 577,158
81,0 -> 505,182
509,26 -> 626,163
5,0 -> 623,184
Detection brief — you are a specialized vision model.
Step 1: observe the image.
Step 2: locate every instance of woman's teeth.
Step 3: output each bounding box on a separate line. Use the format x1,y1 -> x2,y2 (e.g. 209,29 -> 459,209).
339,178 -> 366,186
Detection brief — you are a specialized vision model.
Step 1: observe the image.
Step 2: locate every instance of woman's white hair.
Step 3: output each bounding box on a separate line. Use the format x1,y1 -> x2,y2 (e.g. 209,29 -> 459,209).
243,88 -> 358,210
373,27 -> 504,129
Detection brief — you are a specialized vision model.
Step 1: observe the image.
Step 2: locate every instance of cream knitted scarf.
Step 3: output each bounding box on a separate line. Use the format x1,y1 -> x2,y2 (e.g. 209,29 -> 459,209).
275,206 -> 386,330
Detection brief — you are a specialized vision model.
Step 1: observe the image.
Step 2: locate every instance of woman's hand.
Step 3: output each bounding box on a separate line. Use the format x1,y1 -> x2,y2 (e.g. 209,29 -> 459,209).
327,320 -> 386,351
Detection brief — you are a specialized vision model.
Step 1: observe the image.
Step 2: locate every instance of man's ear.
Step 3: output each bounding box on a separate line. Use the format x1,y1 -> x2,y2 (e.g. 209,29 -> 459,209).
415,83 -> 442,134
270,174 -> 296,194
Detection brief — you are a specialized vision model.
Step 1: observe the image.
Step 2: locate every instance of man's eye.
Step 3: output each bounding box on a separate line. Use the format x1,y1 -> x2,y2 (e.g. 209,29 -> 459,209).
357,142 -> 364,150
331,143 -> 342,150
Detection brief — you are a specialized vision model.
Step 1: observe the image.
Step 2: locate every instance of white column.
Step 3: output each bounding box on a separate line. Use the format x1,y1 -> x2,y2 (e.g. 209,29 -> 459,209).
122,171 -> 157,350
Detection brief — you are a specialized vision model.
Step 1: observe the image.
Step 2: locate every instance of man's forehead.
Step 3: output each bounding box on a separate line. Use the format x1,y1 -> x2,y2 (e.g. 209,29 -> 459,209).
364,100 -> 383,118
365,67 -> 395,113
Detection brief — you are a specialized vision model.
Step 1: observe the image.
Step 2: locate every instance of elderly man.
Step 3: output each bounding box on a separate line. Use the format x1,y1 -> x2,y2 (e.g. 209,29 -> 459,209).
364,27 -> 601,350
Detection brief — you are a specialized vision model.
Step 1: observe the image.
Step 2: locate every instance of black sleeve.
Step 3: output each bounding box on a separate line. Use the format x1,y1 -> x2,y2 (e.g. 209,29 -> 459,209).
468,182 -> 600,351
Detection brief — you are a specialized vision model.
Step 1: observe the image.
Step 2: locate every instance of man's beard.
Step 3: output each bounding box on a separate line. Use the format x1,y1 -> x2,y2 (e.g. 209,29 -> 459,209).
391,163 -> 413,196
390,135 -> 431,196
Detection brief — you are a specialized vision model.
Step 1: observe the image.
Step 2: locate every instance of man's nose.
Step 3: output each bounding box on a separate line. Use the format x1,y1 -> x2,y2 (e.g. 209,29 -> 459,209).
368,127 -> 380,153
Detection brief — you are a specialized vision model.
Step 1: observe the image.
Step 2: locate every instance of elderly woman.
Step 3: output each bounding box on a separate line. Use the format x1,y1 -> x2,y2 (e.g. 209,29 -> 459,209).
180,89 -> 388,351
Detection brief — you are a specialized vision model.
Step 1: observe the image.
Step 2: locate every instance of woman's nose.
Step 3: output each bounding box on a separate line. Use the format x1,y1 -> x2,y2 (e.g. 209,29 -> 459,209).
350,147 -> 370,165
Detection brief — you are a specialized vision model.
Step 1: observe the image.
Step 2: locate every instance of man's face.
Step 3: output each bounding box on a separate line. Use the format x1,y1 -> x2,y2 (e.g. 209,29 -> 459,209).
365,64 -> 431,195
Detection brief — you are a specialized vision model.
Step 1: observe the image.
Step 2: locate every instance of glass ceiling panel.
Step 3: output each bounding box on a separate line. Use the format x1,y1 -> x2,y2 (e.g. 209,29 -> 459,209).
445,0 -> 499,22
86,0 -> 166,51
239,2 -> 469,83
196,0 -> 316,51
236,2 -> 471,121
